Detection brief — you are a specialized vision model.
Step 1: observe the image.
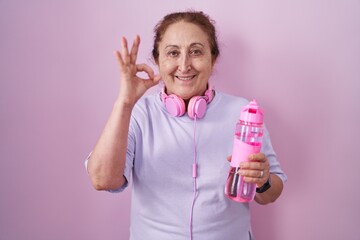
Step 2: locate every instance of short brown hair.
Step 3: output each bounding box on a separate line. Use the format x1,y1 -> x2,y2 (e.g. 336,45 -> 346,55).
152,11 -> 220,63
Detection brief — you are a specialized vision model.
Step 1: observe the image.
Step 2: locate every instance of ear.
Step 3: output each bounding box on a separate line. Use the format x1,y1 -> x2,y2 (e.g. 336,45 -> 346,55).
149,56 -> 159,66
211,57 -> 217,67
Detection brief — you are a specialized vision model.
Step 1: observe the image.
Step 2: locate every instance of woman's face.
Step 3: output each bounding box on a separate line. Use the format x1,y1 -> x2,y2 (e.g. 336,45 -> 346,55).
157,21 -> 215,100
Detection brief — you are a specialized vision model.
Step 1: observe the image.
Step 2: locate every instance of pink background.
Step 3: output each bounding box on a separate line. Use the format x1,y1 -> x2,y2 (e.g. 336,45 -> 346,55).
1,1 -> 359,239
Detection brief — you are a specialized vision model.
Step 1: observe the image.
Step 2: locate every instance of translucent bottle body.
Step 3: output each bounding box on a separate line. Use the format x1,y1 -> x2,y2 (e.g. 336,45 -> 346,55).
225,121 -> 263,202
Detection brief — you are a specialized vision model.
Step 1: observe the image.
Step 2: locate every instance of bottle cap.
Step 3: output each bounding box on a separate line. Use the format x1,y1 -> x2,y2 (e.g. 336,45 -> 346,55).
239,100 -> 264,124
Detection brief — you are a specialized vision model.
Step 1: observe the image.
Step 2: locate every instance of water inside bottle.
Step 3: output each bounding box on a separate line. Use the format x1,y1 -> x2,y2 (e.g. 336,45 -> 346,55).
225,167 -> 256,202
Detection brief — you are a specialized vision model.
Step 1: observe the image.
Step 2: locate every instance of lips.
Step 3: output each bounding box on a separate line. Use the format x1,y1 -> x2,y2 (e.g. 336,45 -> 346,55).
175,75 -> 196,81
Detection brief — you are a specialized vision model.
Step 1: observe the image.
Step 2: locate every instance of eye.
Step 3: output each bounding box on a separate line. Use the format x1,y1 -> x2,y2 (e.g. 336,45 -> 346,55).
190,49 -> 203,56
167,50 -> 179,57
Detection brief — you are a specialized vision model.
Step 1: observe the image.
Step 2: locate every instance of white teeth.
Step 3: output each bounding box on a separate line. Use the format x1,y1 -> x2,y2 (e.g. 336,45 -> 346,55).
177,75 -> 194,81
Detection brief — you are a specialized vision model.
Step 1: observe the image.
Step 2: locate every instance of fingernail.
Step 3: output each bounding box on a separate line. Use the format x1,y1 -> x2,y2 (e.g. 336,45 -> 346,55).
237,170 -> 244,175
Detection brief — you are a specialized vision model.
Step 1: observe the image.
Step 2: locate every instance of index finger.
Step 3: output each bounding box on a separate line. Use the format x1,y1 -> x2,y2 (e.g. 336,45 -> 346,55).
248,153 -> 266,162
136,63 -> 155,79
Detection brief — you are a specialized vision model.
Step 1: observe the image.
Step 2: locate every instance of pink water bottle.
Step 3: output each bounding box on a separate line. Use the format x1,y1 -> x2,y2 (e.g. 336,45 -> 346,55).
225,100 -> 264,202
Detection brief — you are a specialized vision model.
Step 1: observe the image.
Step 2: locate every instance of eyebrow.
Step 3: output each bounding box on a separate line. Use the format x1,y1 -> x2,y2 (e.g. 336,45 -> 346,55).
164,42 -> 205,49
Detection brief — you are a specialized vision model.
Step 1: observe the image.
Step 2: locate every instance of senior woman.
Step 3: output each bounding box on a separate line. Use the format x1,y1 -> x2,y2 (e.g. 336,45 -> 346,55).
86,11 -> 286,240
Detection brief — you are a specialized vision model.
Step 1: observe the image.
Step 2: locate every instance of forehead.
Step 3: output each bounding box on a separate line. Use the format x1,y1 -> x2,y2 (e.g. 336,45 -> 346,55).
159,21 -> 209,48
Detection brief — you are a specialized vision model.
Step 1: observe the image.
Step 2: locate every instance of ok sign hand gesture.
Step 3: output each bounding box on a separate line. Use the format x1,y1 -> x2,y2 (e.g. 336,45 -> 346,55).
115,35 -> 161,105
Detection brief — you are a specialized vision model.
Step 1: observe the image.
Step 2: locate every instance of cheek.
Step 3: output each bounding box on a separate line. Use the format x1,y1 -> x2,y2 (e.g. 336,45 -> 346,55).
194,59 -> 213,74
159,59 -> 177,75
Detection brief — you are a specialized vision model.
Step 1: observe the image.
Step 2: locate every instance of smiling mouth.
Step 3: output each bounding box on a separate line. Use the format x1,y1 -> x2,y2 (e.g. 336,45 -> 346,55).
175,75 -> 196,81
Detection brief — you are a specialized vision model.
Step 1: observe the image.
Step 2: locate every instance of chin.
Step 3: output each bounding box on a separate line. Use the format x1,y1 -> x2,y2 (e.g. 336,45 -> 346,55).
173,92 -> 191,100
165,81 -> 206,99
177,91 -> 200,100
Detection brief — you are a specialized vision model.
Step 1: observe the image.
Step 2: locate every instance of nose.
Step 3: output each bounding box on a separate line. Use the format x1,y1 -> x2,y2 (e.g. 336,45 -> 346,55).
177,53 -> 191,73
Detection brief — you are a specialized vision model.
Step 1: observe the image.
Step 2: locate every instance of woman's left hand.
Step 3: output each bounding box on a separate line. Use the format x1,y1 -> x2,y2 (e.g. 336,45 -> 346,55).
237,153 -> 270,188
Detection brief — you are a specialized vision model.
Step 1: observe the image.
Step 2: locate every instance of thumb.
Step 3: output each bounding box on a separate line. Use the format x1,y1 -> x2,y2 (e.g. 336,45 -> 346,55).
144,74 -> 161,89
154,74 -> 162,83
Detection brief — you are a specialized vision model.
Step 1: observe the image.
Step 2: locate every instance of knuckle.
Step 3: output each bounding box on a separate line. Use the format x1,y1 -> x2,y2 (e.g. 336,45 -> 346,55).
255,162 -> 262,169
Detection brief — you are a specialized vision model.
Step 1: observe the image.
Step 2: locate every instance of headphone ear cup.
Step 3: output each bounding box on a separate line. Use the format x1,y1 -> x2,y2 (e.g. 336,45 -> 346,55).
164,94 -> 186,117
188,96 -> 207,119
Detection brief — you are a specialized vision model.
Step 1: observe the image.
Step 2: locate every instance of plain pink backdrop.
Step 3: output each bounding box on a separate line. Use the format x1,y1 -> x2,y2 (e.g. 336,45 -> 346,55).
1,1 -> 359,239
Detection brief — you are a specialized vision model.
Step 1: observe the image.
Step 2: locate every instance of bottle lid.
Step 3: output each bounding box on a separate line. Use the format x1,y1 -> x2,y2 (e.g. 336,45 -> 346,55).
239,100 -> 264,124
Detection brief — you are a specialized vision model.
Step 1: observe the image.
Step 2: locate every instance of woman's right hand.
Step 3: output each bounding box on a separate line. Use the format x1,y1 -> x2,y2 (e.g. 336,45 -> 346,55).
115,35 -> 161,106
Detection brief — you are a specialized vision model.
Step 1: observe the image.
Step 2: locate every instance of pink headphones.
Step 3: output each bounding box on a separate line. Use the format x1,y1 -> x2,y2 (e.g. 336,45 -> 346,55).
160,85 -> 214,119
